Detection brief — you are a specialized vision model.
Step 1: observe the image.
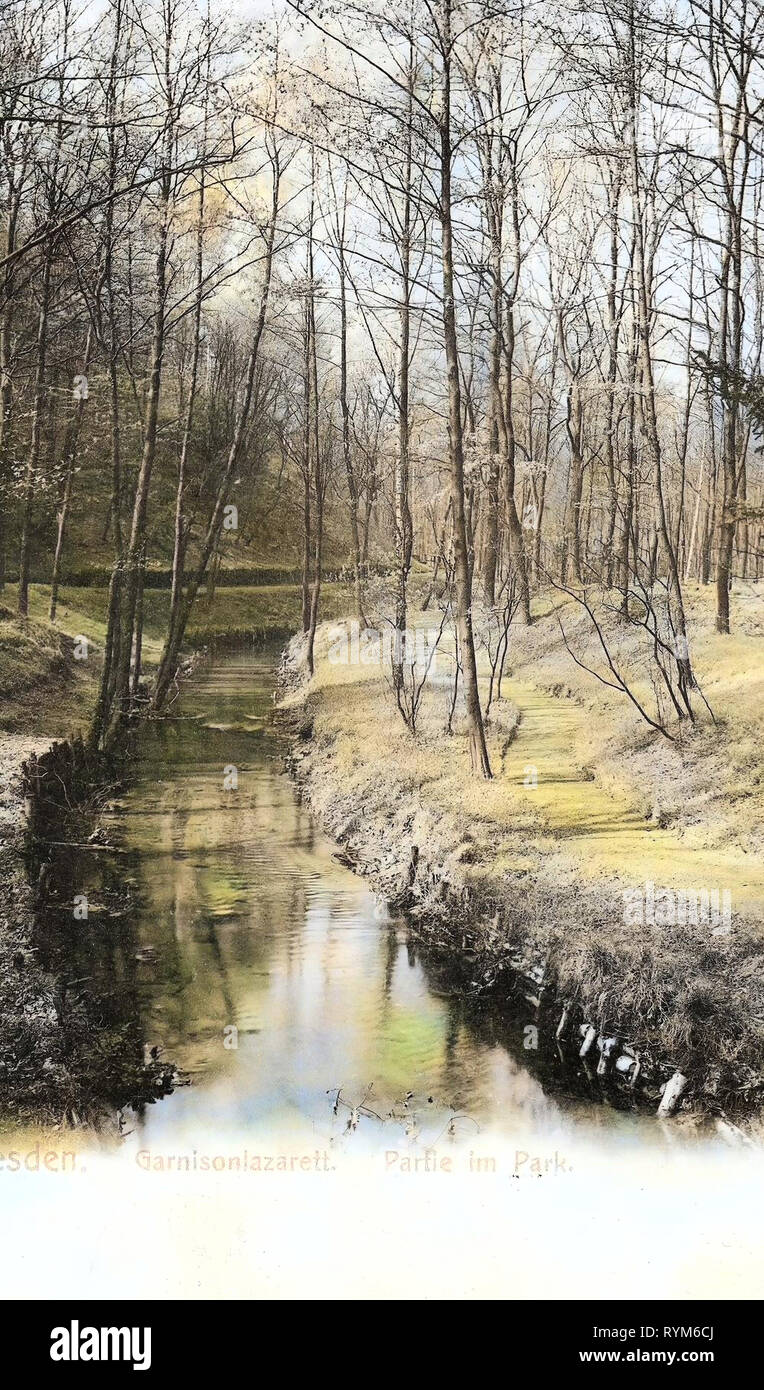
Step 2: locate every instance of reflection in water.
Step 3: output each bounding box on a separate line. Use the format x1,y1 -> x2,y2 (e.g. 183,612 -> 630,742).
37,647 -> 725,1166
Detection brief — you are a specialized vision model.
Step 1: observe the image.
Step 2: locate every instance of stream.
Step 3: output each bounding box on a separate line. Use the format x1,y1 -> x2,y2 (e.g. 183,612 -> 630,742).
43,645 -> 717,1151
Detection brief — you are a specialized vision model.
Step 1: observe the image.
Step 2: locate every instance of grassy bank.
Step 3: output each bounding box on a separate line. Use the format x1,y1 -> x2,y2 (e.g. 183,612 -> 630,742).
280,581 -> 764,1118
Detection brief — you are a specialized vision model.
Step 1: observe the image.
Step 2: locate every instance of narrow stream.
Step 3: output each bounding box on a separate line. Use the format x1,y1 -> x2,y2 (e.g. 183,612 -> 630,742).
36,644 -> 723,1160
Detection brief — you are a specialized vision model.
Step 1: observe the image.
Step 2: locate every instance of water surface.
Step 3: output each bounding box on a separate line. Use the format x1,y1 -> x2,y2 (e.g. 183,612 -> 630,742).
48,647 -> 717,1161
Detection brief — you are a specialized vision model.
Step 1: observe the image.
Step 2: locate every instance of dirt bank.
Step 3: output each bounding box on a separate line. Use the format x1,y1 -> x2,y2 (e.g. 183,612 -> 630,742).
0,619 -> 89,1059
278,621 -> 764,1123
0,612 -> 95,1002
0,615 -> 169,1127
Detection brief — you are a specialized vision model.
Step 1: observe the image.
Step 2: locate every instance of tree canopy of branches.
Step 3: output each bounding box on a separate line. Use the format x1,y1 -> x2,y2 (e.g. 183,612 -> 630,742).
1,0 -> 762,760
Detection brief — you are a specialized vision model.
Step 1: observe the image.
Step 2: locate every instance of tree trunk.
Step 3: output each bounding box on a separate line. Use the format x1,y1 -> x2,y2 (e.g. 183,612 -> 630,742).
393,56 -> 414,691
18,252 -> 52,616
152,146 -> 281,711
49,329 -> 93,622
104,173 -> 171,743
439,10 -> 491,778
626,8 -> 693,688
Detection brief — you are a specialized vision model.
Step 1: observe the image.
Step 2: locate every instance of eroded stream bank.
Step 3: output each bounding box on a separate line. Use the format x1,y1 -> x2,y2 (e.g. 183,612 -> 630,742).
0,726 -> 176,1126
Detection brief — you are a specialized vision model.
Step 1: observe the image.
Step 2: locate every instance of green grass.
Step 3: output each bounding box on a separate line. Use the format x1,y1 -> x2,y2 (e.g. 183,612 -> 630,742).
8,582 -> 349,656
0,581 -> 353,732
0,607 -> 65,699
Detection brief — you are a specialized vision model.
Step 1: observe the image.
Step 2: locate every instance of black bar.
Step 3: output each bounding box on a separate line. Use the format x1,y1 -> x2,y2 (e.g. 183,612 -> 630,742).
4,1299 -> 756,1375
